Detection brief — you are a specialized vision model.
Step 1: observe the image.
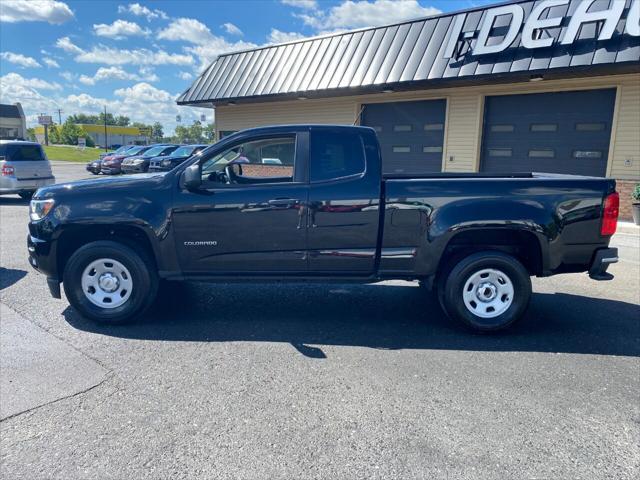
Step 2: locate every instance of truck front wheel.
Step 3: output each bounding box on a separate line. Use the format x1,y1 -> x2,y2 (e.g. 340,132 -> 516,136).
63,240 -> 158,324
439,251 -> 531,332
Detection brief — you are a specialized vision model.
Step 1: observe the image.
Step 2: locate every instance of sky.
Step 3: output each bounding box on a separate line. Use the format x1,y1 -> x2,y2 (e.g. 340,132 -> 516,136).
0,0 -> 495,134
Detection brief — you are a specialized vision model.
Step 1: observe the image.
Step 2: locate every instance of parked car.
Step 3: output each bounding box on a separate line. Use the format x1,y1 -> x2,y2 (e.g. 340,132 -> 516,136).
100,145 -> 154,175
28,125 -> 619,332
121,144 -> 179,174
86,159 -> 103,175
148,144 -> 209,172
0,140 -> 55,199
99,145 -> 135,160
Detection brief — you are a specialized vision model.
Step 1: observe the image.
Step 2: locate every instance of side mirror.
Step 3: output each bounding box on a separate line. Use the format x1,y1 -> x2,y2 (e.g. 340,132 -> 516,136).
182,163 -> 202,190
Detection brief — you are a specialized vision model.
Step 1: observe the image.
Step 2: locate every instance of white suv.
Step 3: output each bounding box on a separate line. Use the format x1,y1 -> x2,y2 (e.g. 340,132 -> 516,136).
0,140 -> 55,199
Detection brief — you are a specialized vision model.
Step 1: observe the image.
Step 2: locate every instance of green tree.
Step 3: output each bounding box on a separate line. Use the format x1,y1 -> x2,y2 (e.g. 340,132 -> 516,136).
114,115 -> 130,126
48,124 -> 62,144
26,127 -> 36,142
152,122 -> 164,142
204,123 -> 215,142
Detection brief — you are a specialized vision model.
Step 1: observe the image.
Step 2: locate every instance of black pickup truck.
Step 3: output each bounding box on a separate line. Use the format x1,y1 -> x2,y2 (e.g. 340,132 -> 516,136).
27,125 -> 620,332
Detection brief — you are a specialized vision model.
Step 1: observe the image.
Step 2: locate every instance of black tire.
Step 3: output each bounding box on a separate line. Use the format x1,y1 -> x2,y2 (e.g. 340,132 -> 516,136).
63,240 -> 158,324
438,251 -> 531,333
19,191 -> 34,199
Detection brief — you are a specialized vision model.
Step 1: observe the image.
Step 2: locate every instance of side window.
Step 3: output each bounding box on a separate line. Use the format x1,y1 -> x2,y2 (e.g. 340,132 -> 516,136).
310,130 -> 365,182
200,135 -> 296,186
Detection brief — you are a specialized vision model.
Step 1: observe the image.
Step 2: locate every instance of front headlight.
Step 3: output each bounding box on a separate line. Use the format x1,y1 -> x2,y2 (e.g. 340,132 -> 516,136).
132,159 -> 144,165
161,159 -> 172,167
30,199 -> 55,221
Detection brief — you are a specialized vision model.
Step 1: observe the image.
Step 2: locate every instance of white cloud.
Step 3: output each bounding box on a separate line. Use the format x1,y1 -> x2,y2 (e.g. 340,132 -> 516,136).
117,3 -> 167,21
0,0 -> 74,24
59,71 -> 75,81
0,52 -> 41,68
115,82 -> 172,102
78,66 -> 158,85
0,72 -> 61,91
75,46 -> 193,66
42,57 -> 60,68
222,22 -> 243,36
55,36 -> 83,54
177,71 -> 193,80
299,0 -> 441,30
93,19 -> 150,39
281,0 -> 318,9
157,17 -> 257,71
268,29 -> 307,44
157,17 -> 214,45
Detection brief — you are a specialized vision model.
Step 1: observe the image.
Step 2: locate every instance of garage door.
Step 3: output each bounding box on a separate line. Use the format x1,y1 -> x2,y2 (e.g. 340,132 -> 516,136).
362,100 -> 446,174
481,89 -> 616,177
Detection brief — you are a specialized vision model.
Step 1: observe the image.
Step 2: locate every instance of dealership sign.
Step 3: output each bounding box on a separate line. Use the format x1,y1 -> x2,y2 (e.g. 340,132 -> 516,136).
445,0 -> 639,58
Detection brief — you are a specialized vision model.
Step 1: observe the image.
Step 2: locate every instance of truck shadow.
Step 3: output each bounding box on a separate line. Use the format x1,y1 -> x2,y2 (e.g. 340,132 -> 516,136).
0,268 -> 27,290
63,282 -> 640,358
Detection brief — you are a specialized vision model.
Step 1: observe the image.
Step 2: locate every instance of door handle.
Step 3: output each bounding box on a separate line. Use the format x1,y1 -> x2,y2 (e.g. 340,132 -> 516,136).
268,198 -> 299,207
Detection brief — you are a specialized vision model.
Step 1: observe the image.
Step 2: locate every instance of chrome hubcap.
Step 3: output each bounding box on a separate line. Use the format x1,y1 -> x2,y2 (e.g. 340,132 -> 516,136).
81,258 -> 132,309
462,268 -> 514,319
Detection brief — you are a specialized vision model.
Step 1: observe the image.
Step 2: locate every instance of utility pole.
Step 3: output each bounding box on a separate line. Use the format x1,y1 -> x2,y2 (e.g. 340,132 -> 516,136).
56,108 -> 63,125
103,105 -> 108,152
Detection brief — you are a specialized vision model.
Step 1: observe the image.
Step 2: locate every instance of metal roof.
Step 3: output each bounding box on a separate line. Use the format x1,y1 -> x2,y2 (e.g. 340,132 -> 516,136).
178,0 -> 640,106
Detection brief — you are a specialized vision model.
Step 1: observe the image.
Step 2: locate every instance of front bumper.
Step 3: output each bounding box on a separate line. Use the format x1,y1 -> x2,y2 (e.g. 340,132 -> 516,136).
86,164 -> 101,174
588,247 -> 618,280
27,233 -> 61,298
100,165 -> 121,174
121,163 -> 147,174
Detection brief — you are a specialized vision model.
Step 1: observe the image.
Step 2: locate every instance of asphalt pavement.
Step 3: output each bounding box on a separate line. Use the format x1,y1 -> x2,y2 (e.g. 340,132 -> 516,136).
1,162 -> 638,480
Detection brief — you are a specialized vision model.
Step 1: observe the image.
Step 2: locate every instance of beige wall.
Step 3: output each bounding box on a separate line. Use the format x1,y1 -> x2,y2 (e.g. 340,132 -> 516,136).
214,73 -> 640,180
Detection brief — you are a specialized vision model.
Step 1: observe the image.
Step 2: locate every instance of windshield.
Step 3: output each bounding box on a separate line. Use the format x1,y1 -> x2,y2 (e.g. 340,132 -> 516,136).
142,146 -> 169,157
0,144 -> 46,161
114,145 -> 130,154
125,146 -> 145,156
172,145 -> 198,157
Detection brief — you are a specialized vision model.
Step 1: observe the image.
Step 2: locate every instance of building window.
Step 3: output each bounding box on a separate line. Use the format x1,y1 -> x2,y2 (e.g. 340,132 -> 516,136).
392,146 -> 411,153
576,122 -> 606,131
424,123 -> 444,131
573,150 -> 603,159
490,124 -> 514,133
528,149 -> 555,158
422,146 -> 443,153
530,123 -> 557,132
488,148 -> 512,157
393,125 -> 412,132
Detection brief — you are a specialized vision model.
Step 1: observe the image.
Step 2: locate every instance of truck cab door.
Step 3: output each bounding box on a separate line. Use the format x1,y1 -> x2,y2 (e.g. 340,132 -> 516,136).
172,132 -> 309,274
307,128 -> 382,274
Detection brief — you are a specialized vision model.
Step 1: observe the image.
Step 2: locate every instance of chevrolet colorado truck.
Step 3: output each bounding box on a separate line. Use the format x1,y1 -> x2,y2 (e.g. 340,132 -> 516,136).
27,125 -> 619,332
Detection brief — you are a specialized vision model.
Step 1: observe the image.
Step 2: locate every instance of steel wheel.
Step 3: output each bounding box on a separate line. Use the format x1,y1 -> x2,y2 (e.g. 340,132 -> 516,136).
462,268 -> 514,319
81,258 -> 133,309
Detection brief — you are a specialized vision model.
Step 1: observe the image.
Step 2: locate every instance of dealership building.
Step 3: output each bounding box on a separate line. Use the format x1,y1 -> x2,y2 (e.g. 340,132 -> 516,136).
178,0 -> 640,218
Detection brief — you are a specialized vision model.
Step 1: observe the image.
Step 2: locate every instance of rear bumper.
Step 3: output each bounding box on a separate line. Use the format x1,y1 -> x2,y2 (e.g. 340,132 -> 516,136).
588,247 -> 618,280
0,176 -> 55,193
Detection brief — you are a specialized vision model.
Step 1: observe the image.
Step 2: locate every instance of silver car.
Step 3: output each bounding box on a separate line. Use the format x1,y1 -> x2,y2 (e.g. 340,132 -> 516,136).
0,140 -> 55,199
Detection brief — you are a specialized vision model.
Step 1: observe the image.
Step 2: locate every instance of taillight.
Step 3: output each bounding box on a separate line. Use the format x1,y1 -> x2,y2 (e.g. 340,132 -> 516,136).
601,192 -> 619,236
1,164 -> 15,176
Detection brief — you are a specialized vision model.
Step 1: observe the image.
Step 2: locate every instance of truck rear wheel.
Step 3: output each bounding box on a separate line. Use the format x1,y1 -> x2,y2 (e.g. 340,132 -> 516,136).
439,251 -> 531,332
63,241 -> 158,324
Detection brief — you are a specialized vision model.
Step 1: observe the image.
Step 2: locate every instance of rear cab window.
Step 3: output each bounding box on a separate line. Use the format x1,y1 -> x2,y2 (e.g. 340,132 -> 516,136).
0,144 -> 46,161
310,130 -> 365,182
